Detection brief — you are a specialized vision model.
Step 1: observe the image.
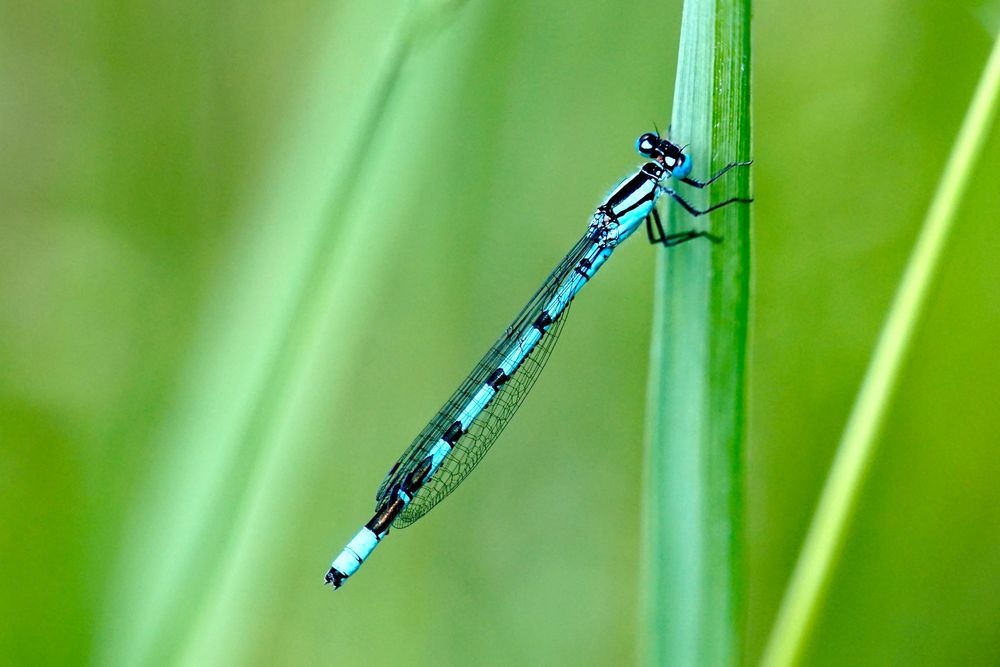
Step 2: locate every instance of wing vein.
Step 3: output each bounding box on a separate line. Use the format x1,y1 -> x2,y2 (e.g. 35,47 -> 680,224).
374,231 -> 595,525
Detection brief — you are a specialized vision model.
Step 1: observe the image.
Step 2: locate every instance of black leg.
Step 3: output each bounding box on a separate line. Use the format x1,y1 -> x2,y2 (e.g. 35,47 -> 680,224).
680,160 -> 753,189
663,187 -> 753,217
661,230 -> 722,247
645,207 -> 668,245
646,207 -> 721,247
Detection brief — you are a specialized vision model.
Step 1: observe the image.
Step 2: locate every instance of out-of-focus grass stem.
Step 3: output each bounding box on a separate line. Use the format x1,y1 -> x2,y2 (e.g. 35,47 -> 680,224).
641,1 -> 752,665
760,30 -> 1000,667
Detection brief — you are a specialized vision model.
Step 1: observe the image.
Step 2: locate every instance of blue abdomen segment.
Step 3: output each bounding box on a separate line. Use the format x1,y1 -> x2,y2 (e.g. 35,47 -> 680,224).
602,167 -> 659,246
456,384 -> 498,426
326,526 -> 382,588
325,239 -> 617,588
381,237 -> 612,528
609,199 -> 654,244
373,165 -> 665,526
326,162 -> 666,588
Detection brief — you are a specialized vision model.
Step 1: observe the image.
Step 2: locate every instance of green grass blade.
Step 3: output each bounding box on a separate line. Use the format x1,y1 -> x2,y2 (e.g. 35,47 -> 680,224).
641,1 -> 753,666
760,31 -> 1000,667
98,6 -> 432,665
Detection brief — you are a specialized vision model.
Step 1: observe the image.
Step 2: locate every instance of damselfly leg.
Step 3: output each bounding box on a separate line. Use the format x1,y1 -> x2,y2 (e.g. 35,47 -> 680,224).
643,158 -> 752,247
679,160 -> 753,188
661,187 -> 753,219
326,129 -> 754,589
645,207 -> 721,247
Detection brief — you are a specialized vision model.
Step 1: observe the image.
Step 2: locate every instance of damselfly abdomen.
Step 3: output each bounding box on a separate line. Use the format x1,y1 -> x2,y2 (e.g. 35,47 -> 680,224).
326,132 -> 751,589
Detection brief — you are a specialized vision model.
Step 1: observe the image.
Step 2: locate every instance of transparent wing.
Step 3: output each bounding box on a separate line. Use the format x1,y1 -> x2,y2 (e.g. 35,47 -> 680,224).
374,230 -> 594,515
392,300 -> 570,527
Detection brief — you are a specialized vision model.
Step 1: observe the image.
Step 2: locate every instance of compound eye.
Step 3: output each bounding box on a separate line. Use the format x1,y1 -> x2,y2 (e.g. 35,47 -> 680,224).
673,153 -> 692,179
635,132 -> 659,157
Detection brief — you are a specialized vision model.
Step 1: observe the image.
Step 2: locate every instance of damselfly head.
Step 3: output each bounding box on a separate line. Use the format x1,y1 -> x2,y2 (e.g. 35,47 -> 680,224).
635,132 -> 690,176
672,153 -> 692,179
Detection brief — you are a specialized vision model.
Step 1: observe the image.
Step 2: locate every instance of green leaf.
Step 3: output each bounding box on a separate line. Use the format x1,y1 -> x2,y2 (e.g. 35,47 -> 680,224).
760,30 -> 1000,667
98,5 -> 433,665
641,1 -> 753,666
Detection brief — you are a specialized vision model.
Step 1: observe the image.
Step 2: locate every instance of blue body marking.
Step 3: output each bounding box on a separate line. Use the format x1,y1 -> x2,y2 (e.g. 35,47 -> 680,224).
324,131 -> 752,589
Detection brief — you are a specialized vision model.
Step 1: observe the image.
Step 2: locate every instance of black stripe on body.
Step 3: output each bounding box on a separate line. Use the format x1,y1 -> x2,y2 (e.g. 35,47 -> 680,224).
443,420 -> 464,444
405,458 -> 432,489
603,163 -> 661,219
605,171 -> 650,210
486,368 -> 509,389
612,183 -> 655,218
367,495 -> 406,534
532,311 -> 553,332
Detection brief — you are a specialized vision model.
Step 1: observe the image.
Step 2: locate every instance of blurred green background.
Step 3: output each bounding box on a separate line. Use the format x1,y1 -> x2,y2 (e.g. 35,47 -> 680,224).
2,0 -> 999,665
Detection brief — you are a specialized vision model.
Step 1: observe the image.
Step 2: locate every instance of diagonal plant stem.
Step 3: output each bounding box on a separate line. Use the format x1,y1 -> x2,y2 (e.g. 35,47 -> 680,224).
641,1 -> 753,666
100,4 -> 472,665
760,31 -> 1000,667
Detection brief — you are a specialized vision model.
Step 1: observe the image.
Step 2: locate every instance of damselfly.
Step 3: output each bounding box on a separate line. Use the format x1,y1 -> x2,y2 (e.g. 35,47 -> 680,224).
326,131 -> 751,589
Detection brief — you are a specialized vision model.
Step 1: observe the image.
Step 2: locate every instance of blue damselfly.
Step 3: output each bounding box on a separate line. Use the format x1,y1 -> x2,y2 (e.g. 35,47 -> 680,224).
326,132 -> 751,588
